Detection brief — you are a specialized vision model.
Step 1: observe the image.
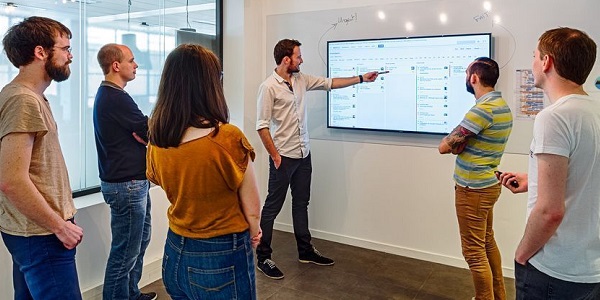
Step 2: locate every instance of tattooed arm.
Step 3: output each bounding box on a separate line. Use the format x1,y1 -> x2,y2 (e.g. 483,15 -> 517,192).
438,125 -> 476,155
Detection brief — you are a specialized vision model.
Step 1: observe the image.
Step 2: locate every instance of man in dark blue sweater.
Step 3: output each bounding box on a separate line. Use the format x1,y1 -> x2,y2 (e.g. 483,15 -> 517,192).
93,43 -> 156,300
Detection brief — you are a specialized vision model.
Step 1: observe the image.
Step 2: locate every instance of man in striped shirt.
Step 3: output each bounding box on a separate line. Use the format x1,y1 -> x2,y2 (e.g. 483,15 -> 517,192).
439,57 -> 513,300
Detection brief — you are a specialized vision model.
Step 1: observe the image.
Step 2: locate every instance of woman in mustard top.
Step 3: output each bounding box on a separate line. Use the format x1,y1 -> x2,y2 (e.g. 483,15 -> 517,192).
146,44 -> 262,300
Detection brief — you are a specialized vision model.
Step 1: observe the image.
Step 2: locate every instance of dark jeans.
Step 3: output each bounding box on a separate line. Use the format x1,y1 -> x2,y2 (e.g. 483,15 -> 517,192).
1,231 -> 82,300
515,261 -> 600,300
101,180 -> 152,300
256,154 -> 313,261
162,229 -> 256,300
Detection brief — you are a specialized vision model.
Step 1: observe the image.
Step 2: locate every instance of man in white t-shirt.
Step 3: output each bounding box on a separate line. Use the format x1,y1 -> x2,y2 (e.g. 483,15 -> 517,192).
499,27 -> 600,299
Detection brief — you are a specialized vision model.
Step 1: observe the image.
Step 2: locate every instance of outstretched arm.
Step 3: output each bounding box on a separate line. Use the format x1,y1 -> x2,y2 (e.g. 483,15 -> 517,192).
331,71 -> 379,89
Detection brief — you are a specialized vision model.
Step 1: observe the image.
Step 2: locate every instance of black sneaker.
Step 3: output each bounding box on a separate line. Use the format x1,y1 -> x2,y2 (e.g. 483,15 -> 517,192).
299,248 -> 334,266
137,292 -> 157,300
257,258 -> 284,279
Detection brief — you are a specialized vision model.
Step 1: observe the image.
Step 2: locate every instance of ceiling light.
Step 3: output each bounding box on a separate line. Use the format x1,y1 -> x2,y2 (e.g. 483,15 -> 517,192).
4,2 -> 16,13
2,2 -> 46,11
439,13 -> 448,24
483,1 -> 492,11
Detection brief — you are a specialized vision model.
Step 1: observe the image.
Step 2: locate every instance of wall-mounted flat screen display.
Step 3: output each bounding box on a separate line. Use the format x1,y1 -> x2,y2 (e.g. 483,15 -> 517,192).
327,33 -> 492,134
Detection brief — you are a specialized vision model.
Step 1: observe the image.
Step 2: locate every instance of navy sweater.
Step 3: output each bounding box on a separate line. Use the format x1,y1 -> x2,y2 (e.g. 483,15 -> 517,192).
93,81 -> 148,183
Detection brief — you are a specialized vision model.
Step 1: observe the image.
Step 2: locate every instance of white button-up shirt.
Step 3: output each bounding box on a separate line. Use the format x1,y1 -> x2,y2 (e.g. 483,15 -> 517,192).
256,70 -> 332,159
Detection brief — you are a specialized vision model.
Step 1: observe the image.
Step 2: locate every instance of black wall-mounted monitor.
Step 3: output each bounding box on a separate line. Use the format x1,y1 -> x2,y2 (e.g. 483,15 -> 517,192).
327,33 -> 492,134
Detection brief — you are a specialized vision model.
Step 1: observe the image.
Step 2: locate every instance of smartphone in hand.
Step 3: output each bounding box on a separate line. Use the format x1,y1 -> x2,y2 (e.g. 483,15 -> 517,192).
494,171 -> 519,188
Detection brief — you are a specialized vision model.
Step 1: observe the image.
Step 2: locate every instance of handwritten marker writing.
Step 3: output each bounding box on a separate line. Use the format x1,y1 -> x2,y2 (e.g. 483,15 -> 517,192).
377,71 -> 390,74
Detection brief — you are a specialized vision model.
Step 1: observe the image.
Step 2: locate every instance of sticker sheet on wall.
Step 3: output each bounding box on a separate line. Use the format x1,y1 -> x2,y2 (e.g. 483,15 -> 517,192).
515,69 -> 545,119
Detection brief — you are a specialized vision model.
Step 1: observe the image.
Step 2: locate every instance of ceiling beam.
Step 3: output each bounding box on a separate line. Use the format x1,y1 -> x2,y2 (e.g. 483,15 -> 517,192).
88,3 -> 214,23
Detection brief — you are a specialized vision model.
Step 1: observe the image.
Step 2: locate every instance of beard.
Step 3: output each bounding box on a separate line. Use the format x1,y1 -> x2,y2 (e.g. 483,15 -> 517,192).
45,53 -> 71,82
466,81 -> 475,95
289,64 -> 300,73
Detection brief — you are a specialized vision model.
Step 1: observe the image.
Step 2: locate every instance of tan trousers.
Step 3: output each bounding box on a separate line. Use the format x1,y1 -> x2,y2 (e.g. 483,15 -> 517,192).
455,184 -> 506,300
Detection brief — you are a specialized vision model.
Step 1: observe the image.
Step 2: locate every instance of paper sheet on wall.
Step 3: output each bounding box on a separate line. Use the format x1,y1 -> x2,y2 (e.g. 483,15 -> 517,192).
515,69 -> 545,119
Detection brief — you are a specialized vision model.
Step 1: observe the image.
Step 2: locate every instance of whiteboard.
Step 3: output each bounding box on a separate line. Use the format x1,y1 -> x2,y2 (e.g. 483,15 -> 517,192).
265,0 -> 600,155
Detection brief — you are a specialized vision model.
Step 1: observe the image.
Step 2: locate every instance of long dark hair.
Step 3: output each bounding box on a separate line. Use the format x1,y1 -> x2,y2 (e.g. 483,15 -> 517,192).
149,44 -> 229,148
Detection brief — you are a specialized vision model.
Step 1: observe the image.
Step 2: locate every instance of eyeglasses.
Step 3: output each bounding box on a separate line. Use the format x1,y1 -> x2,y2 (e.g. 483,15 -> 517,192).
53,46 -> 72,54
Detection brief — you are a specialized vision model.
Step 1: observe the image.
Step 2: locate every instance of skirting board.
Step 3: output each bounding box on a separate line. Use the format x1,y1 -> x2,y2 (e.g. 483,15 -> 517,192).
273,222 -> 515,279
81,257 -> 163,300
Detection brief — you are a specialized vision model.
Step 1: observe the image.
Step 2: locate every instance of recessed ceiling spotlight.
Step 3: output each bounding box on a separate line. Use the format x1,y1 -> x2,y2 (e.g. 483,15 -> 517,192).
439,13 -> 448,24
483,1 -> 492,11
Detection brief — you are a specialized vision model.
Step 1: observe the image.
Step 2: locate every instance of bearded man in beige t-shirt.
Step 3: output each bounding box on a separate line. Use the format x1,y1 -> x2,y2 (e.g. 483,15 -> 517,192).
0,16 -> 83,299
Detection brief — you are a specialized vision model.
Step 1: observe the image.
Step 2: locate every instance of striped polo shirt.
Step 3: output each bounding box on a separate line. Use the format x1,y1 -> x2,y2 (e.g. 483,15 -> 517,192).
454,91 -> 513,188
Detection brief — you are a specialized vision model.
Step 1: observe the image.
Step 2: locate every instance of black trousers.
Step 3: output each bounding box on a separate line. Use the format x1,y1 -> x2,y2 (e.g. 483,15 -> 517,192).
256,154 -> 313,261
515,261 -> 600,300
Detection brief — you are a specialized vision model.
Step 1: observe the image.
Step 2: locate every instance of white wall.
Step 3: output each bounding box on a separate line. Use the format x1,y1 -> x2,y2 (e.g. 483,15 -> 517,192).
247,0 -> 530,276
0,1 -> 534,298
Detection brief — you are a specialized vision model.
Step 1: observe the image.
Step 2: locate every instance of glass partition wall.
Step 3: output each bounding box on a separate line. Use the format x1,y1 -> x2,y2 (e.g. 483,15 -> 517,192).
0,0 -> 222,196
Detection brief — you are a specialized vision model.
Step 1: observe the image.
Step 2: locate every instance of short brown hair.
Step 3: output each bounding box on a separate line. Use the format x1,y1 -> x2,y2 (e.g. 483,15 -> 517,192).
538,27 -> 597,85
273,39 -> 301,65
469,57 -> 499,88
2,16 -> 72,68
97,43 -> 124,75
149,44 -> 229,148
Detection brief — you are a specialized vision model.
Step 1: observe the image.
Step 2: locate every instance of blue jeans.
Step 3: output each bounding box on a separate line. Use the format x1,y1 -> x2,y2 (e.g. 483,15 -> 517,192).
515,261 -> 600,300
101,180 -> 152,300
256,154 -> 313,262
1,231 -> 82,300
162,229 -> 256,300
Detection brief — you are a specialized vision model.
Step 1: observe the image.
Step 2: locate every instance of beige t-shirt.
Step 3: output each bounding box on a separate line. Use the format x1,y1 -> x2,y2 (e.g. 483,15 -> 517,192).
0,83 -> 76,236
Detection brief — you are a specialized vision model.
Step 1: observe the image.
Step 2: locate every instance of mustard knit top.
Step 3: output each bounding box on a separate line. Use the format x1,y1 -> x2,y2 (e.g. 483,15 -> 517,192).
147,124 -> 255,238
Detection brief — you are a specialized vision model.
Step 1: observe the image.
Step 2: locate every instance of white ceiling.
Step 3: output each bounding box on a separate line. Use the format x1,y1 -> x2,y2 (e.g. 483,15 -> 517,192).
1,0 -> 217,32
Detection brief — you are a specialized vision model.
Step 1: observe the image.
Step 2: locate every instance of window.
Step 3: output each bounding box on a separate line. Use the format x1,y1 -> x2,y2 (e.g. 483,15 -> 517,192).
0,0 -> 222,196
